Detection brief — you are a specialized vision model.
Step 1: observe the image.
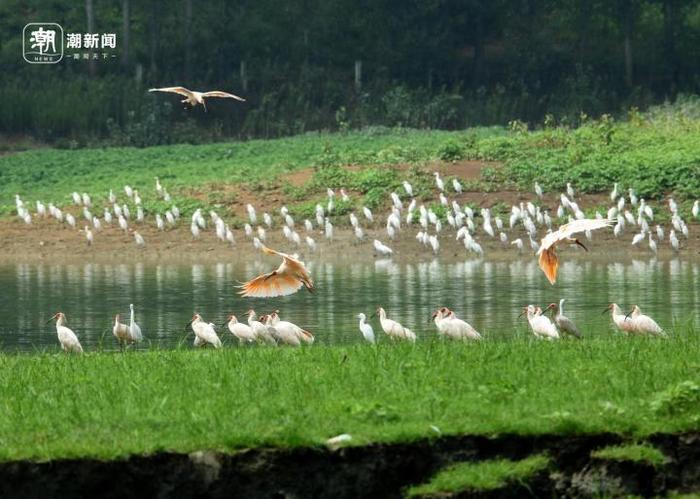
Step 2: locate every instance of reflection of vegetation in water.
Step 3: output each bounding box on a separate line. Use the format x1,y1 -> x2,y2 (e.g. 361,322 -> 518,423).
406,454 -> 550,496
591,443 -> 668,467
1,337 -> 700,462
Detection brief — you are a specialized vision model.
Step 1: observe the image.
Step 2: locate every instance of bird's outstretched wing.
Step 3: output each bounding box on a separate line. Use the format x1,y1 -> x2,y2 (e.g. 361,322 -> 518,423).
149,86 -> 194,98
539,218 -> 613,252
238,271 -> 304,298
201,90 -> 246,101
538,247 -> 559,284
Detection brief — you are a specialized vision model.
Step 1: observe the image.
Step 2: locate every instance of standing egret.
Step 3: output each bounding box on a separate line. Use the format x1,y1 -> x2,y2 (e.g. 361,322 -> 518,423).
433,172 -> 444,192
373,239 -> 393,256
357,313 -> 375,344
46,312 -> 83,353
128,304 -> 143,342
534,182 -> 543,198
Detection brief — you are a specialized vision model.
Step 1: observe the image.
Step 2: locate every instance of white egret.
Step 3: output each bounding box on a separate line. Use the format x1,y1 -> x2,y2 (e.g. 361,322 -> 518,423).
357,313 -> 375,344
128,304 -> 143,342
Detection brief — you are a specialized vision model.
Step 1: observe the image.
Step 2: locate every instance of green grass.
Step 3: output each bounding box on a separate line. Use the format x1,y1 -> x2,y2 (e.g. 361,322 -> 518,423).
406,454 -> 550,496
591,443 -> 668,467
0,128 -> 499,216
2,100 -> 699,220
0,335 -> 699,462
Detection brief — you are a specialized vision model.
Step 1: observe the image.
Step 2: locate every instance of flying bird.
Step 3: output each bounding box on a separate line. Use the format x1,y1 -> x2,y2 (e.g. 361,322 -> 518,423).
537,218 -> 613,284
239,245 -> 314,298
149,86 -> 245,111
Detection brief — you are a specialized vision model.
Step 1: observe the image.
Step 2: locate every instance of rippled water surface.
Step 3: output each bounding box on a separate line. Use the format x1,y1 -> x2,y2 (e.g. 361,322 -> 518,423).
1,257 -> 699,352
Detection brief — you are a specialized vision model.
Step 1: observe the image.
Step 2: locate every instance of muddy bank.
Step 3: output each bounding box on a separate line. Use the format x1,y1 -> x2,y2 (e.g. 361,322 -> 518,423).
1,217 -> 699,264
1,432 -> 698,498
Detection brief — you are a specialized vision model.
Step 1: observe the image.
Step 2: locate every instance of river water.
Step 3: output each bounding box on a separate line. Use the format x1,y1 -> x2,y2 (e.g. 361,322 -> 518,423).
1,257 -> 698,352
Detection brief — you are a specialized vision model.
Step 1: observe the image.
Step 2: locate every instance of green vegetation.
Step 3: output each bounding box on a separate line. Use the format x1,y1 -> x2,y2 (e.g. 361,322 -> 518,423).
1,335 -> 699,462
406,455 -> 550,497
591,443 -> 668,467
2,100 -> 699,218
3,1 -> 700,141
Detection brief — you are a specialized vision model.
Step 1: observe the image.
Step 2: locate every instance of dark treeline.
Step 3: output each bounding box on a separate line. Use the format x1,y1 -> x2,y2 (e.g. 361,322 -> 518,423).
1,0 -> 699,146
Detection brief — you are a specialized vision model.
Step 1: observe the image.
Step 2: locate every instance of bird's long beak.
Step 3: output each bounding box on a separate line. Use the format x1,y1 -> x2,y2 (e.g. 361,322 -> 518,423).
624,310 -> 633,320
369,312 -> 377,319
44,313 -> 57,324
183,318 -> 194,332
429,311 -> 438,323
574,239 -> 589,252
517,307 -> 527,318
601,307 -> 610,315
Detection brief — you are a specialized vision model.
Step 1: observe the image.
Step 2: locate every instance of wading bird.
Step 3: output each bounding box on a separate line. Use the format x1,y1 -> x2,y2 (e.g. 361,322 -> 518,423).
432,307 -> 481,341
149,86 -> 245,111
519,305 -> 559,340
544,299 -> 581,338
604,303 -> 636,334
246,309 -> 276,345
129,303 -> 143,343
239,245 -> 314,298
261,314 -> 299,346
626,305 -> 665,336
374,307 -> 416,342
537,218 -> 613,284
269,311 -> 314,344
357,313 -> 376,344
112,313 -> 131,347
226,314 -> 256,344
186,313 -> 222,348
46,312 -> 83,353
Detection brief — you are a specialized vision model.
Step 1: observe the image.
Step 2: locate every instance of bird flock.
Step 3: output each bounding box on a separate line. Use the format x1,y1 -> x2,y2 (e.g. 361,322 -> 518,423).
13,173 -> 698,277
44,297 -> 667,354
12,146 -> 693,353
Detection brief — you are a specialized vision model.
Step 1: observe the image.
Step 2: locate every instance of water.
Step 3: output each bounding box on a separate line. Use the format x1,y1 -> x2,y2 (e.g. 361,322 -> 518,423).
1,257 -> 699,352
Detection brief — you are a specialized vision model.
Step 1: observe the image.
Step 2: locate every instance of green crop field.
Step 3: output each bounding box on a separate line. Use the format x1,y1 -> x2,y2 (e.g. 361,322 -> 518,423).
1,332 -> 699,462
2,100 -> 699,219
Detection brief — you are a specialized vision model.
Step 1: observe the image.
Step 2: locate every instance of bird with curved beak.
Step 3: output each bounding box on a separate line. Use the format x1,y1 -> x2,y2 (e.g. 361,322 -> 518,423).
537,219 -> 614,284
544,299 -> 582,339
46,312 -> 83,353
624,305 -> 665,336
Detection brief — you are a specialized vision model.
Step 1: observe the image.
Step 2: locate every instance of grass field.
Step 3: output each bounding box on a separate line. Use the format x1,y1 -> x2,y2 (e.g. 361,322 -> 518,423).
406,454 -> 550,496
1,100 -> 699,218
1,333 -> 699,462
